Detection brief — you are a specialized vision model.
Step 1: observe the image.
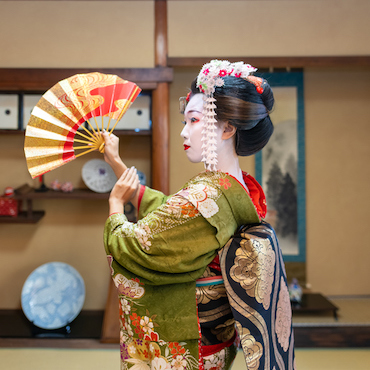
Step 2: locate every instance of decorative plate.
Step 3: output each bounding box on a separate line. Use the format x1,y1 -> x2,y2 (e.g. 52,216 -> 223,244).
81,159 -> 117,193
21,262 -> 85,330
137,170 -> 146,186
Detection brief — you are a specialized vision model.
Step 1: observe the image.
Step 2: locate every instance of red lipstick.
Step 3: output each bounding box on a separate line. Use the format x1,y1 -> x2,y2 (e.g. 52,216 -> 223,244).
184,145 -> 190,150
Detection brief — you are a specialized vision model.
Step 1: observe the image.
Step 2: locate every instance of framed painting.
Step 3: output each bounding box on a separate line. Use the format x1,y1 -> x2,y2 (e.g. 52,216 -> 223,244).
255,71 -> 306,262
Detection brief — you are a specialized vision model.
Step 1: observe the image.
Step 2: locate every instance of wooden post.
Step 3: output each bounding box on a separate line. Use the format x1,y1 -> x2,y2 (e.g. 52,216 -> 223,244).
152,0 -> 169,194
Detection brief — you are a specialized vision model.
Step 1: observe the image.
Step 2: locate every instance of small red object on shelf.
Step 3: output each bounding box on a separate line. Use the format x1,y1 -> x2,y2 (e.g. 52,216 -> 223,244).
0,187 -> 18,217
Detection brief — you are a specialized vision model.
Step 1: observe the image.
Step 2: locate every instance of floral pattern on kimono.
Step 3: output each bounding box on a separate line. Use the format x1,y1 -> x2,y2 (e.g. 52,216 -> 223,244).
104,171 -> 262,370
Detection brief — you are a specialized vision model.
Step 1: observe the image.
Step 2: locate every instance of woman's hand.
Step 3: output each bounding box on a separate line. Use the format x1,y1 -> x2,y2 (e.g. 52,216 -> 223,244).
102,131 -> 127,177
109,166 -> 140,215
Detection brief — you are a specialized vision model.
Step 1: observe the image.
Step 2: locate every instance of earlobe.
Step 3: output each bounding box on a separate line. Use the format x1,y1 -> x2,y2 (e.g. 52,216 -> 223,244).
222,123 -> 237,140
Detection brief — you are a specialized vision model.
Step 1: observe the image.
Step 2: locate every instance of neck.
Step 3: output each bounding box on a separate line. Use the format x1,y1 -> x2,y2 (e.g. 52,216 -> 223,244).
214,141 -> 247,190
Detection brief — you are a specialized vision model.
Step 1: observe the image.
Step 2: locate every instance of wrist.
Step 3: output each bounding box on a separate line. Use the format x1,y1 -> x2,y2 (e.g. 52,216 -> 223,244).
107,157 -> 126,178
106,155 -> 123,167
109,198 -> 124,215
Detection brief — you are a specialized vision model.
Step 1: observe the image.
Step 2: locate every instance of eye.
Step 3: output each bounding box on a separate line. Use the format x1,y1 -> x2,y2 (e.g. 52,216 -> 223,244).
190,117 -> 199,123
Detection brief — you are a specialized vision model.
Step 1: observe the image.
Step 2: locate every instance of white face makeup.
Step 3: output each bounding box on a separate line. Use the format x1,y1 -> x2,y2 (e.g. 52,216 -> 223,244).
181,93 -> 226,165
180,94 -> 205,164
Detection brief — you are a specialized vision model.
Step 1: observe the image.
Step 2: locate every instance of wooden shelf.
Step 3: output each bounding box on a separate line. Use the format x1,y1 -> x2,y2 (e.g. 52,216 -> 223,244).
0,184 -> 114,224
17,186 -> 109,200
0,184 -> 137,224
15,184 -> 110,200
0,211 -> 45,224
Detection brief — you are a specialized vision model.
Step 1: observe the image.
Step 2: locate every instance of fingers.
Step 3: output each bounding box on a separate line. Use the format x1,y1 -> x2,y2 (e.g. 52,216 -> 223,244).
111,166 -> 140,205
101,131 -> 118,143
119,166 -> 137,182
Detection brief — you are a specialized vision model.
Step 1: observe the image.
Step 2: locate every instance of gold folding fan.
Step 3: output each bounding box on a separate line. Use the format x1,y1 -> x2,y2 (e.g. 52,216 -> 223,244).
24,72 -> 141,178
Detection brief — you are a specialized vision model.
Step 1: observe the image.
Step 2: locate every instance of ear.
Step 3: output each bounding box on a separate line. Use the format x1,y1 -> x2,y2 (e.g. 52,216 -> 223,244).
222,122 -> 237,140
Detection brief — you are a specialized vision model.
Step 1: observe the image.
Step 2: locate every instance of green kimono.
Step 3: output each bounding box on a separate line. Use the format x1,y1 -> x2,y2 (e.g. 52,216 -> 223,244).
104,171 -> 260,370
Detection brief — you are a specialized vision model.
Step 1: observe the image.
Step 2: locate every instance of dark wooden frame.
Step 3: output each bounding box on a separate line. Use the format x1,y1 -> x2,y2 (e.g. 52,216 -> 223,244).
168,56 -> 370,68
0,67 -> 172,92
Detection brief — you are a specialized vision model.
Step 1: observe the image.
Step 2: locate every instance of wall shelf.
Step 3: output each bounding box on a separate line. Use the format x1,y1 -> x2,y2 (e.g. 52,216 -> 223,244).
0,184 -> 112,224
0,183 -> 137,224
0,211 -> 45,224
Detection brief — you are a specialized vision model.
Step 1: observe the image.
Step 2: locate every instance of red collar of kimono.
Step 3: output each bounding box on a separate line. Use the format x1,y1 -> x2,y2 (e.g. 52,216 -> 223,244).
242,172 -> 267,219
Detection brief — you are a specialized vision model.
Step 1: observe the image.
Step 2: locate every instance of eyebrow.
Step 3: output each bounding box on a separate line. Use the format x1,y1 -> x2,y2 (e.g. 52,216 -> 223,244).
185,109 -> 202,114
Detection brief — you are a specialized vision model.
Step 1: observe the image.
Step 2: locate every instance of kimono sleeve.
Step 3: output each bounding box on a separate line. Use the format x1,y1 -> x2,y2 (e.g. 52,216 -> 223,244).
104,195 -> 220,286
137,186 -> 171,219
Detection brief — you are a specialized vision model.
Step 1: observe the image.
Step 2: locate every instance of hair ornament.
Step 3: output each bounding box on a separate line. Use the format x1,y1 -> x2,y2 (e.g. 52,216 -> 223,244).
245,75 -> 265,94
196,60 -> 257,170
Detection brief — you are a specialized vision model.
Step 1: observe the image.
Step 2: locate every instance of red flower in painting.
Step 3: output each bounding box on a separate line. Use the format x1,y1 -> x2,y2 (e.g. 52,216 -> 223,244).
219,70 -> 227,77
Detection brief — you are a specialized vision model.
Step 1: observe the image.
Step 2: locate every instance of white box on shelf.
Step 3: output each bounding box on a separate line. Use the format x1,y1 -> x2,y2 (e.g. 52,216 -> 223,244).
106,94 -> 151,131
0,94 -> 19,129
23,94 -> 43,129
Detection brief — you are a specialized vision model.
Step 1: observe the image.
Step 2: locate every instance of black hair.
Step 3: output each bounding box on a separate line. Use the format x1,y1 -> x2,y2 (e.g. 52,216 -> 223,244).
190,76 -> 274,156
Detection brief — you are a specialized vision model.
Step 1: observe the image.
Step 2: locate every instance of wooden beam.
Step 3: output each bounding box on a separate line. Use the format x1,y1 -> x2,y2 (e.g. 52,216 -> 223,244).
154,0 -> 168,67
168,56 -> 370,68
0,67 -> 173,92
152,0 -> 170,194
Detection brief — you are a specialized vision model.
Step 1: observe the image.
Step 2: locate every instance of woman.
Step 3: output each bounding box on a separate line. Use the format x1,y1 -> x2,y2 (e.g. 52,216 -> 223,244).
103,60 -> 295,370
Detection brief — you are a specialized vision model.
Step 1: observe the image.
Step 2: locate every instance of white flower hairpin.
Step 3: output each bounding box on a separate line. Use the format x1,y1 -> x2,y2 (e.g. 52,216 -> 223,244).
196,60 -> 258,170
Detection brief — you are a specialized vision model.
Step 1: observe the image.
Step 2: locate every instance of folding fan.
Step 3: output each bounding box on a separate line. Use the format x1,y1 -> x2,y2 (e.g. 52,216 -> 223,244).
24,72 -> 141,179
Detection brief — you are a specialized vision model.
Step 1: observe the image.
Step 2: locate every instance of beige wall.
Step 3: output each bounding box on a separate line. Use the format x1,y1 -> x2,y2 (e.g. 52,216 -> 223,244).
168,0 -> 370,57
0,1 -> 369,310
0,1 -> 154,68
304,66 -> 370,295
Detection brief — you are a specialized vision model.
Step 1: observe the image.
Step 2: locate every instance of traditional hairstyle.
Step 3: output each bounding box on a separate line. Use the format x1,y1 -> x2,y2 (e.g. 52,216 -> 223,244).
185,60 -> 274,169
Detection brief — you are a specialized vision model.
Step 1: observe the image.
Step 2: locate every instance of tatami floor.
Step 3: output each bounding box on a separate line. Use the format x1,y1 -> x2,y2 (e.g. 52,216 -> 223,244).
1,347 -> 370,370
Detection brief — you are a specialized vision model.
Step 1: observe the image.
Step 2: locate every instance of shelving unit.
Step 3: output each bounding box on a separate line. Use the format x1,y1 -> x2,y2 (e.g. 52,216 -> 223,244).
0,66 -> 172,195
0,66 -> 171,226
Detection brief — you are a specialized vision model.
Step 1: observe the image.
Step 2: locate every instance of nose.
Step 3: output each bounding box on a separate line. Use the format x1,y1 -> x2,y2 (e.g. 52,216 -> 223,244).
180,123 -> 188,139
